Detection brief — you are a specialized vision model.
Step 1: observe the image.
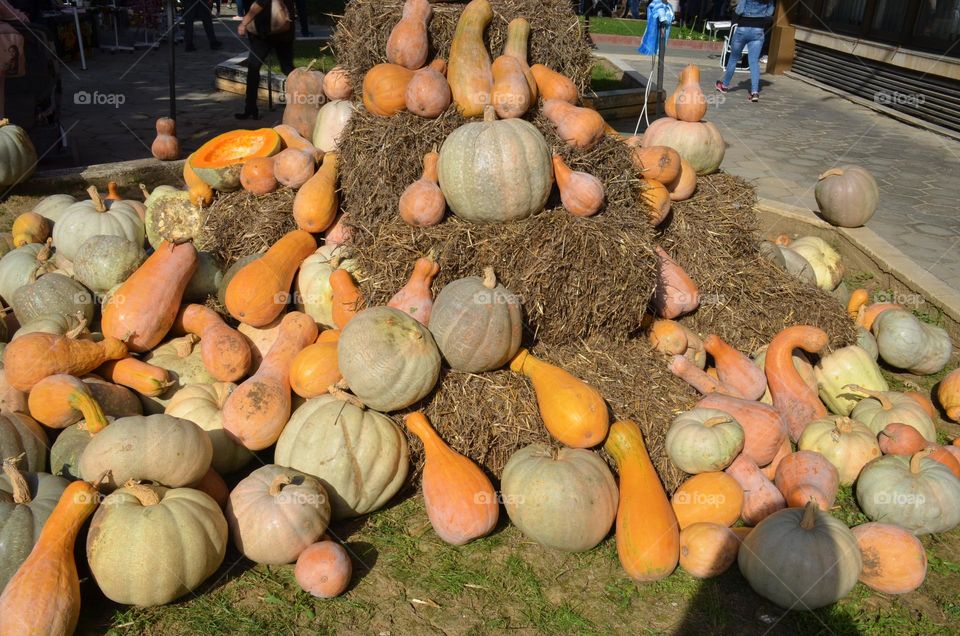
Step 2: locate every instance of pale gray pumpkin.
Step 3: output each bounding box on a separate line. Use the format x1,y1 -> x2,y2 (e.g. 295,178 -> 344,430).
437,108 -> 552,223
183,252 -> 224,303
0,461 -> 68,589
143,184 -> 203,248
12,312 -> 87,340
87,483 -> 227,607
275,395 -> 409,519
856,453 -> 960,535
312,99 -> 354,152
31,194 -> 77,225
501,444 -> 618,552
338,306 -> 440,412
225,464 -> 331,564
73,234 -> 144,294
849,386 -> 937,441
50,420 -> 103,481
738,502 -> 861,609
164,382 -> 253,475
872,308 -> 951,375
140,335 -> 217,414
295,245 -> 360,328
428,267 -> 522,373
78,413 -> 213,491
758,240 -> 786,269
0,119 -> 37,187
0,243 -> 50,305
0,413 -> 48,472
11,272 -> 95,325
665,408 -> 744,473
51,187 -> 144,262
815,166 -> 879,228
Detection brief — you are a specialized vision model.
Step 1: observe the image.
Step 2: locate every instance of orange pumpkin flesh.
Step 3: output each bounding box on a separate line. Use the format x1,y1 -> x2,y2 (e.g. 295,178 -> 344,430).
190,128 -> 283,190
404,411 -> 498,545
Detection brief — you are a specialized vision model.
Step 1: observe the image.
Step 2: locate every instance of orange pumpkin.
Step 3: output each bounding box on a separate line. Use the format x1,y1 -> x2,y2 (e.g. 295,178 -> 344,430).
630,145 -> 681,183
641,178 -> 671,226
666,158 -> 697,201
362,63 -> 414,117
878,422 -> 927,455
852,522 -> 927,594
323,66 -> 353,100
679,522 -> 740,578
530,64 -> 577,103
240,156 -> 278,195
405,59 -> 451,118
290,329 -> 342,398
671,472 -> 743,528
773,450 -> 840,510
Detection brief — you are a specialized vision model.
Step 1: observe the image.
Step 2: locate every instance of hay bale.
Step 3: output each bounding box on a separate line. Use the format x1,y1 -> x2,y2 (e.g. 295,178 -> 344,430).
332,0 -> 594,97
659,172 -> 858,353
194,188 -> 298,269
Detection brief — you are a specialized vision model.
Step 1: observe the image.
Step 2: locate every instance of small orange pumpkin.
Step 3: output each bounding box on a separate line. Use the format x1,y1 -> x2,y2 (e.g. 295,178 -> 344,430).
240,156 -> 278,195
399,151 -> 445,227
362,63 -> 414,117
552,155 -> 604,217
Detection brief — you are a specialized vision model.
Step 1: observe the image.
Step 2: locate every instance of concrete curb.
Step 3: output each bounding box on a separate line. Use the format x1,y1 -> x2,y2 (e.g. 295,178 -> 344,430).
754,197 -> 960,343
21,158 -> 187,195
589,33 -> 723,52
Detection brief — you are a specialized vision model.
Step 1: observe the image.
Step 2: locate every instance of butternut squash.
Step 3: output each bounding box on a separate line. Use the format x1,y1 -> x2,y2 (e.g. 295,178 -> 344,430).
27,373 -> 109,430
605,419 -> 679,581
765,326 -> 829,441
447,0 -> 493,117
704,334 -> 767,401
330,268 -> 363,329
96,357 -> 174,397
293,152 -> 339,233
491,55 -> 531,119
509,348 -> 609,448
176,304 -> 253,382
503,18 -> 537,103
552,154 -> 604,217
225,229 -> 317,327
386,0 -> 432,70
101,241 -> 198,353
530,64 -> 578,103
290,329 -> 341,398
648,319 -> 706,368
221,311 -> 318,450
4,333 -> 128,392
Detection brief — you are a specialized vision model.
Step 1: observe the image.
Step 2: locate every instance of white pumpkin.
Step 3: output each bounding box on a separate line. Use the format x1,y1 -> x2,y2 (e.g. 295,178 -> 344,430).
788,236 -> 844,291
0,119 -> 37,187
164,383 -> 253,475
31,194 -> 76,224
0,243 -> 49,305
813,345 -> 888,416
797,416 -> 881,485
295,244 -> 360,328
51,187 -> 145,262
312,100 -> 355,153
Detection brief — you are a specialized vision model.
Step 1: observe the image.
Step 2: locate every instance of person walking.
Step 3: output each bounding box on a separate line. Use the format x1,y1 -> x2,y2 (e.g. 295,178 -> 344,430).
715,0 -> 773,102
183,0 -> 223,51
236,0 -> 295,120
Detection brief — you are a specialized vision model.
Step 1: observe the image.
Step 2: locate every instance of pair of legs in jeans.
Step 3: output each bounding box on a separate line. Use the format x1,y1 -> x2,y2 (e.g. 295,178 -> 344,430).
239,32 -> 295,118
720,25 -> 764,95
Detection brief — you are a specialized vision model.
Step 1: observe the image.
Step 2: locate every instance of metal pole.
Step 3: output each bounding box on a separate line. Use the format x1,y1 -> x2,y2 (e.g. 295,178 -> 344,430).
656,21 -> 666,117
167,0 -> 176,120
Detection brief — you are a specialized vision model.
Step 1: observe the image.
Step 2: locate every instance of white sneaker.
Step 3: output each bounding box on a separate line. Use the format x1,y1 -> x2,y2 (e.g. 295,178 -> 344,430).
760,55 -> 769,65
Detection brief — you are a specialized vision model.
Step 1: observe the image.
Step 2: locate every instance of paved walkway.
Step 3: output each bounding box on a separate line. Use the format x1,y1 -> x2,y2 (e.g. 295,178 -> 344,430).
604,48 -> 960,288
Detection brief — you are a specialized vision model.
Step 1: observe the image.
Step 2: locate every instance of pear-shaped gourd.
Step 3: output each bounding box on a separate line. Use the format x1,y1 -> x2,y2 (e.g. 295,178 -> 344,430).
388,255 -> 440,325
399,151 -> 445,227
293,152 -> 338,233
665,65 -> 707,123
491,55 -> 531,119
552,155 -> 603,217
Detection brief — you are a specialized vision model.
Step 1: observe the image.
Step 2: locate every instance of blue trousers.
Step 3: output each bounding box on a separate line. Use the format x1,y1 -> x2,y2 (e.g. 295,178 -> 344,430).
722,25 -> 764,93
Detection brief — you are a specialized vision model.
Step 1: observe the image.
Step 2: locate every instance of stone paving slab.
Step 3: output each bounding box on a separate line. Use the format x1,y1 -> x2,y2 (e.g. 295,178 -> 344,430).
604,49 -> 960,289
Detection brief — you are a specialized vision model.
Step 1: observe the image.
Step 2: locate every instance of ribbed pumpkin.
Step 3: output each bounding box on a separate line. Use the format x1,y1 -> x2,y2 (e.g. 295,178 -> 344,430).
0,415 -> 46,474
78,413 -> 212,491
437,106 -> 551,223
666,408 -> 744,474
815,166 -> 879,228
797,416 -> 881,485
738,502 -> 861,610
872,308 -> 951,376
51,187 -> 145,263
0,242 -> 49,305
275,395 -> 409,519
0,119 -> 37,187
642,116 -> 725,175
11,272 -> 94,326
773,450 -> 840,510
72,235 -> 144,295
164,382 -> 253,474
30,193 -> 76,224
312,99 -> 354,153
405,412 -> 498,545
679,522 -> 740,579
696,394 -> 787,466
813,345 -> 888,416
852,522 -> 927,594
0,459 -> 69,590
856,451 -> 960,535
337,306 -> 440,412
670,471 -> 743,528
850,385 -> 937,442
428,268 -> 522,372
86,482 -> 227,607
502,444 -> 618,552
226,464 -> 331,564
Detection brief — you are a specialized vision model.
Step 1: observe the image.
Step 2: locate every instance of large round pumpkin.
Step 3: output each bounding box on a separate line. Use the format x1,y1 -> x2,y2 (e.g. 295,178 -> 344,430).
428,268 -> 522,373
72,235 -> 144,295
815,166 -> 879,228
0,461 -> 68,589
275,396 -> 409,519
641,117 -> 725,175
501,444 -> 618,552
0,413 -> 48,472
225,464 -> 331,564
164,383 -> 253,475
0,243 -> 49,305
0,119 -> 37,187
51,188 -> 144,263
337,306 -> 440,412
86,483 -> 227,606
78,413 -> 213,491
295,245 -> 361,328
312,99 -> 355,153
856,452 -> 960,535
797,416 -> 880,485
665,408 -> 744,474
852,522 -> 926,594
10,273 -> 95,326
738,502 -> 861,610
437,107 -> 552,223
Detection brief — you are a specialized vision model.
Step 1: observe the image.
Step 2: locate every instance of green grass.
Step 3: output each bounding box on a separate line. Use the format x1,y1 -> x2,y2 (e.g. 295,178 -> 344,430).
583,17 -> 719,41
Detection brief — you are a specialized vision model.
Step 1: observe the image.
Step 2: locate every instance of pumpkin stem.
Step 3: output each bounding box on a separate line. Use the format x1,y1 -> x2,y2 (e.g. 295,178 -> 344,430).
87,185 -> 107,213
139,183 -> 151,201
36,237 -> 53,263
124,480 -> 162,506
818,167 -> 846,181
304,58 -> 318,73
798,500 -> 818,529
482,266 -> 497,290
268,474 -> 293,497
68,389 -> 109,435
2,454 -> 31,504
482,105 -> 497,122
834,417 -> 855,434
843,384 -> 892,411
703,415 -> 733,428
64,312 -> 88,339
909,449 -> 933,474
172,334 -> 200,357
91,470 -> 112,489
328,383 -> 366,409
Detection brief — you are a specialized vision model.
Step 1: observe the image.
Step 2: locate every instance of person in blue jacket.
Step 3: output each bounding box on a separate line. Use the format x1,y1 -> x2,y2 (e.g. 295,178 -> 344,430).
715,0 -> 773,102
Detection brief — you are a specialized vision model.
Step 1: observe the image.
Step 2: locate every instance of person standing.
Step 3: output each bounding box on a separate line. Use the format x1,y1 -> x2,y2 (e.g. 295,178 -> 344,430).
295,0 -> 310,37
183,0 -> 223,51
715,0 -> 773,102
236,0 -> 295,120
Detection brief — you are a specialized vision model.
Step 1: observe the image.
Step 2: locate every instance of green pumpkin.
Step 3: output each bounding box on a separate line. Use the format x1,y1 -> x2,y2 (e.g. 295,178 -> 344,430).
437,107 -> 552,223
0,461 -> 68,589
738,502 -> 861,609
857,453 -> 960,535
49,421 -> 103,481
10,272 -> 95,326
31,194 -> 77,225
87,483 -> 227,606
143,185 -> 204,248
0,413 -> 48,472
73,234 -> 144,295
12,312 -> 87,340
665,407 -> 744,474
51,187 -> 144,263
0,119 -> 37,187
872,308 -> 951,375
0,243 -> 49,305
813,345 -> 888,416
